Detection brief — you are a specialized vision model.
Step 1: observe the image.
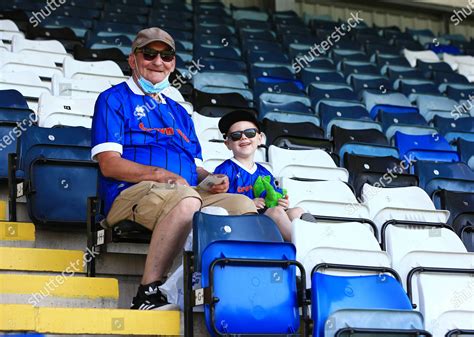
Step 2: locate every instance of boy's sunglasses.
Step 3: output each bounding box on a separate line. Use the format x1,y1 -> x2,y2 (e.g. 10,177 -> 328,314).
136,47 -> 175,62
228,128 -> 259,141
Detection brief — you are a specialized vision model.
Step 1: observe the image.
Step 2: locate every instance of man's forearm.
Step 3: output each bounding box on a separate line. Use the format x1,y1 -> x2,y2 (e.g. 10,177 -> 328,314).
196,166 -> 210,183
100,155 -> 178,183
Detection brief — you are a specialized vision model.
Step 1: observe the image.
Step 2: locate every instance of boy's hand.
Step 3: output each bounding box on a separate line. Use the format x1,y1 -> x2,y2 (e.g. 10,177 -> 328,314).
209,175 -> 229,194
278,195 -> 289,210
253,198 -> 265,209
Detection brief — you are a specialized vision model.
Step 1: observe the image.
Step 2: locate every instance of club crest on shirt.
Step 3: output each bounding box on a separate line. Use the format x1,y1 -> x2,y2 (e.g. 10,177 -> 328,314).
133,105 -> 146,120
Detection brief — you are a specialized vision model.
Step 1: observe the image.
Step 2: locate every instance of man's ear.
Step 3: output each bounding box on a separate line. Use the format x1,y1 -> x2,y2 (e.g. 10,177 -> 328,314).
128,54 -> 135,70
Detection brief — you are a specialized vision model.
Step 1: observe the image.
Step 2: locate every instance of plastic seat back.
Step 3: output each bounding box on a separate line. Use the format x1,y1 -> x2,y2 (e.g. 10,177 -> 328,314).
192,212 -> 283,272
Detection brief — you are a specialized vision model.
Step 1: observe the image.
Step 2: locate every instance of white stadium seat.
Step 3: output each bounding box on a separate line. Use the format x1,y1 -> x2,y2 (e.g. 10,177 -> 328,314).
403,49 -> 439,68
281,178 -> 369,218
442,53 -> 474,71
384,223 -> 474,335
0,71 -> 51,110
62,58 -> 126,81
51,74 -> 122,99
431,311 -> 474,337
0,19 -> 24,42
457,62 -> 474,83
0,39 -> 8,52
362,184 -> 450,238
0,50 -> 62,80
268,145 -> 349,181
11,36 -> 70,65
292,218 -> 389,284
192,111 -> 223,142
37,93 -> 96,128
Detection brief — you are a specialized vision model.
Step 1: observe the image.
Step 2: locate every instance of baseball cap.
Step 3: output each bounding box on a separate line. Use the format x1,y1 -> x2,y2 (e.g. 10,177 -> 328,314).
218,110 -> 260,136
132,27 -> 175,52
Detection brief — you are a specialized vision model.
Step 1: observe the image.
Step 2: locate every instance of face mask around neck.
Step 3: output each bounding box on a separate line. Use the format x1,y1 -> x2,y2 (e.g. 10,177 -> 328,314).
134,57 -> 171,94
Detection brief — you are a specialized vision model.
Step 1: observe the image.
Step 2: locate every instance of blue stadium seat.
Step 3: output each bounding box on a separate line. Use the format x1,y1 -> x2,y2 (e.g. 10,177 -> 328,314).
457,138 -> 474,169
199,35 -> 238,47
262,119 -> 326,149
184,212 -> 309,336
0,90 -> 34,179
311,265 -> 424,337
433,71 -> 470,88
301,68 -> 345,88
308,83 -> 357,106
384,65 -> 424,81
348,74 -> 391,95
344,153 -> 418,197
363,91 -> 418,119
332,49 -> 369,64
379,110 -> 435,140
393,79 -> 439,102
444,83 -> 474,101
250,63 -> 294,81
201,241 -> 302,335
416,94 -> 466,121
9,126 -> 96,228
317,100 -> 370,130
259,92 -> 312,121
239,29 -> 276,42
332,126 -> 399,164
253,78 -> 304,100
414,161 -> 474,196
194,45 -> 241,61
199,58 -> 246,74
339,61 -> 378,77
416,60 -> 453,78
373,53 -> 410,67
92,22 -> 144,40
195,24 -> 235,37
247,50 -> 289,64
295,57 -> 335,70
365,43 -> 401,56
434,116 -> 474,142
434,189 -> 474,252
242,40 -> 282,54
282,34 -> 316,48
394,132 -> 459,167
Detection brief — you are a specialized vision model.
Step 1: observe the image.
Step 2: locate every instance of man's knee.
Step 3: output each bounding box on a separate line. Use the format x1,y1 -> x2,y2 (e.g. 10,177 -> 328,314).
230,194 -> 258,214
174,196 -> 202,215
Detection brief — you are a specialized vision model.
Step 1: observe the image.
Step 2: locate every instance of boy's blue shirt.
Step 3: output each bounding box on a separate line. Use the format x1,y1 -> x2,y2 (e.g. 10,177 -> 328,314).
214,158 -> 282,198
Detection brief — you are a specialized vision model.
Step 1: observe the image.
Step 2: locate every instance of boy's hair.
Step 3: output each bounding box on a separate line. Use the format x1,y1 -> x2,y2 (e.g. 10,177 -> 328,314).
218,110 -> 260,136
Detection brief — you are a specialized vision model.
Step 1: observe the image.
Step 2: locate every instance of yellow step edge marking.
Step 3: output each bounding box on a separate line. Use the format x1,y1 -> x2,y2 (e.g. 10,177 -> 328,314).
0,201 -> 6,220
0,247 -> 85,273
0,304 -> 35,331
0,305 -> 180,335
0,221 -> 35,241
0,274 -> 118,300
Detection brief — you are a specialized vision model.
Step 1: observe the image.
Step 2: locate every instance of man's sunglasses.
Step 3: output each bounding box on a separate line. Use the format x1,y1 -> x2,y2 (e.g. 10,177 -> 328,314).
228,128 -> 259,141
136,47 -> 175,62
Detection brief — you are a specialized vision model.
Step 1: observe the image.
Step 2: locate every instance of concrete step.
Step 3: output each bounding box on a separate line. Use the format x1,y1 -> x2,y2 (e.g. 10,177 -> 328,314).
0,273 -> 118,308
0,221 -> 35,247
0,247 -> 85,273
0,304 -> 180,335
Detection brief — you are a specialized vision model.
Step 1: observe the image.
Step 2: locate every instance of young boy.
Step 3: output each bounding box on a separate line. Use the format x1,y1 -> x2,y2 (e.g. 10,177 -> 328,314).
214,110 -> 304,241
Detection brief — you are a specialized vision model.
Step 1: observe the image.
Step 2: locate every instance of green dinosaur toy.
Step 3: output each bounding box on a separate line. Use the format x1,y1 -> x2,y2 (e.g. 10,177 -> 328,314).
253,175 -> 287,208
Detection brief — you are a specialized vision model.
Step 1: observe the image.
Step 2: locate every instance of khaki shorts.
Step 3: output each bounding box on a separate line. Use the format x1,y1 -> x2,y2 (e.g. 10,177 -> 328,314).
106,181 -> 257,230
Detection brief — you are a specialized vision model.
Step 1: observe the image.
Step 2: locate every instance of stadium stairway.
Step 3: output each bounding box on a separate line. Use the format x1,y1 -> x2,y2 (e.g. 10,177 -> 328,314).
0,198 -> 180,336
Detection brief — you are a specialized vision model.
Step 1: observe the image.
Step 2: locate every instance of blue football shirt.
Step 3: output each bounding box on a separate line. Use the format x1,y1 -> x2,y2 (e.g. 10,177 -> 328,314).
91,79 -> 202,215
214,158 -> 282,199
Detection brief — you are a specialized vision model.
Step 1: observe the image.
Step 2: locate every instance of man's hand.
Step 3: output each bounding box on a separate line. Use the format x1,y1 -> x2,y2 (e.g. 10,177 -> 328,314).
278,195 -> 289,210
165,175 -> 189,187
253,198 -> 266,209
209,175 -> 229,194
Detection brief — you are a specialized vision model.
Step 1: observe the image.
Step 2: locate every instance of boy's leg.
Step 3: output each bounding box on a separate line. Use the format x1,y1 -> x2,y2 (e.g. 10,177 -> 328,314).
286,207 -> 305,221
264,206 -> 292,241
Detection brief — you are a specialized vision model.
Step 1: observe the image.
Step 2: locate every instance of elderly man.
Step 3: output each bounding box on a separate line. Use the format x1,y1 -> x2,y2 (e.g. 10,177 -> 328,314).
91,27 -> 257,310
